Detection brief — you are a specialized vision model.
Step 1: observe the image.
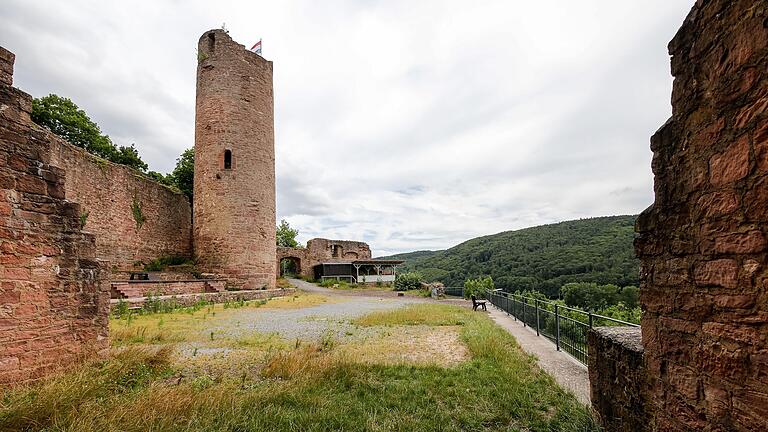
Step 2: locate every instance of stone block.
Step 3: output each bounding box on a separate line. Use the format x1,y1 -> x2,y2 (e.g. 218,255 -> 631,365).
588,326 -> 651,432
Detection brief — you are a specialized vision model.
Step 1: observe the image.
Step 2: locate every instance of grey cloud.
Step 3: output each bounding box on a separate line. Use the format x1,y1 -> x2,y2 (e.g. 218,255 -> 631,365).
0,0 -> 694,254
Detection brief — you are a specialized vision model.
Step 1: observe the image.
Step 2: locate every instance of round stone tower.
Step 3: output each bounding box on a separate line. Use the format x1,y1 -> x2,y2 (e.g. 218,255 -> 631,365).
193,29 -> 276,289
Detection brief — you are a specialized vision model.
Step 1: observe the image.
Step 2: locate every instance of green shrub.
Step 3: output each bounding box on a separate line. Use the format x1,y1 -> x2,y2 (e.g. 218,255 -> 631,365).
464,276 -> 494,299
394,272 -> 423,291
143,256 -> 194,272
319,279 -> 337,288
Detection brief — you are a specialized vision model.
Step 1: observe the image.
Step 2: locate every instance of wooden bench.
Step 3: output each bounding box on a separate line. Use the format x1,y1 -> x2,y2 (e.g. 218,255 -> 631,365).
471,295 -> 487,311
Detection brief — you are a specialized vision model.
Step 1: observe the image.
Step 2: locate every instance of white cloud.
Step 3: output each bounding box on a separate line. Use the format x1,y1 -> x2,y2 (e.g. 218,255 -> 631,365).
0,0 -> 694,255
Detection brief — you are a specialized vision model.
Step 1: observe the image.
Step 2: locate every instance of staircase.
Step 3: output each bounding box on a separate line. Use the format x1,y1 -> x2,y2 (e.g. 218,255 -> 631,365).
111,283 -> 145,299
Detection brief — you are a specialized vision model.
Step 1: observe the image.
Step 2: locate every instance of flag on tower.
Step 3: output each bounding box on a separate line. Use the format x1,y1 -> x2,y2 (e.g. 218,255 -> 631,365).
250,39 -> 262,55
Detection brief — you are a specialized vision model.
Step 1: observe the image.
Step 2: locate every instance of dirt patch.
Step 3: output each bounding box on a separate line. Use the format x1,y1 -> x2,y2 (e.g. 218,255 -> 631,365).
338,325 -> 469,366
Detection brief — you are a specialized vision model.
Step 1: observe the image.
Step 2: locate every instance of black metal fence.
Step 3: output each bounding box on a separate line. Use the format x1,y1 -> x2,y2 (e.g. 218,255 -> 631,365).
486,290 -> 639,365
444,287 -> 464,297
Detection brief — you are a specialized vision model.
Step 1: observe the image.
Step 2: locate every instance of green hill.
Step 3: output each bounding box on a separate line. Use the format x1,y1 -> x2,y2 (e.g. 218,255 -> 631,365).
381,215 -> 639,297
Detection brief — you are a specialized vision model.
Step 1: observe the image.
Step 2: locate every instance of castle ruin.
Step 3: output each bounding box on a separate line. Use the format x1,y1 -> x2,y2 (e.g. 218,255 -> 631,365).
0,30 -> 283,385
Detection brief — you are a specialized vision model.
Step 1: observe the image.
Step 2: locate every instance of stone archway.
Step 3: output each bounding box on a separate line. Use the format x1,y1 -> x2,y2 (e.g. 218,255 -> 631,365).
279,256 -> 301,277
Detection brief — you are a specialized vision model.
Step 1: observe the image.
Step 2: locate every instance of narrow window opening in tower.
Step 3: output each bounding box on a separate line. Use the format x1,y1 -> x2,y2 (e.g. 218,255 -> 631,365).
224,149 -> 232,169
207,33 -> 215,52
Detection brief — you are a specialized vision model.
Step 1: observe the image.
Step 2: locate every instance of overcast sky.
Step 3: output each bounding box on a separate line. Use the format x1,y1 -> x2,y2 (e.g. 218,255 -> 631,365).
1,0 -> 694,256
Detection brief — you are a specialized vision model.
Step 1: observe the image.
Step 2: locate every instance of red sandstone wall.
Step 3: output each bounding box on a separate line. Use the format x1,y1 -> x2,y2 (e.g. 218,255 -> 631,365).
277,238 -> 373,279
193,30 -> 276,289
636,1 -> 768,429
111,280 -> 225,299
306,238 -> 372,262
0,46 -> 109,386
47,138 -> 192,272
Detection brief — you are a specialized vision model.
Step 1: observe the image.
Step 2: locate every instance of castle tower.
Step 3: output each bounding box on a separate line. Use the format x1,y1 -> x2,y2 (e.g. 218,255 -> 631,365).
193,30 -> 276,289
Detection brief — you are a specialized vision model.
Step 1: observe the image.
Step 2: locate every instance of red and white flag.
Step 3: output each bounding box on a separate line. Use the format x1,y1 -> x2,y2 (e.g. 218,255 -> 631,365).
250,39 -> 262,55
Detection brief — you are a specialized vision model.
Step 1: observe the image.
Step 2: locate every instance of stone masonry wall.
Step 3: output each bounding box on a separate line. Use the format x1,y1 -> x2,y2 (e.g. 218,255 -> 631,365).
110,280 -> 225,299
193,30 -> 276,290
0,46 -> 109,386
114,287 -> 296,309
636,1 -> 768,430
588,327 -> 651,432
277,238 -> 373,279
48,138 -> 192,272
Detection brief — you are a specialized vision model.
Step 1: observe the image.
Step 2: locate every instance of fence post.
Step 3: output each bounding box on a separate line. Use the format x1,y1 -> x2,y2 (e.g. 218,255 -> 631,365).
535,299 -> 540,336
588,312 -> 594,328
522,297 -> 527,327
555,304 -> 561,351
512,296 -> 517,321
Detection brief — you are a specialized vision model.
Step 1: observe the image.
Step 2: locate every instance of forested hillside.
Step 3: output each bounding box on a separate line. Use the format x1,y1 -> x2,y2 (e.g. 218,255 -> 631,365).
381,215 -> 639,297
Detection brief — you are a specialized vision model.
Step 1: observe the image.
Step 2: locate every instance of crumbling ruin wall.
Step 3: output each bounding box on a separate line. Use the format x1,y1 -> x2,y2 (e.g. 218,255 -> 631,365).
306,238 -> 372,262
0,46 -> 109,386
276,238 -> 373,279
635,0 -> 768,429
48,139 -> 192,272
588,327 -> 652,432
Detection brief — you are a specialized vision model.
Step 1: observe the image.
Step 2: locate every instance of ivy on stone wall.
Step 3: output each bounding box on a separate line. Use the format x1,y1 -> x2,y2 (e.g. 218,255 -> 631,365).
79,210 -> 89,229
131,196 -> 145,230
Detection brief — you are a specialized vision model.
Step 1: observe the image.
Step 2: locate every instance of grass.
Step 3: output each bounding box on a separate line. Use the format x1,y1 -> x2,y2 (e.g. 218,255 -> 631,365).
353,303 -> 468,326
1,301 -> 599,431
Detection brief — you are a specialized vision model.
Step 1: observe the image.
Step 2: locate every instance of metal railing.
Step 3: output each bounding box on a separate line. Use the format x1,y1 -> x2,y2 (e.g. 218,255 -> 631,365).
486,290 -> 639,365
443,287 -> 464,297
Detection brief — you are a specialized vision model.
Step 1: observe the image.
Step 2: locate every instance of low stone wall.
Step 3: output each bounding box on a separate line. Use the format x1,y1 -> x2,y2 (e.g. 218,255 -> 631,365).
111,288 -> 296,308
110,280 -> 226,299
587,327 -> 651,432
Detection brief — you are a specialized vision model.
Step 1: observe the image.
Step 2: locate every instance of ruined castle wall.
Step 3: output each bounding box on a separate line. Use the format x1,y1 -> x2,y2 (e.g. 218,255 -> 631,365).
277,238 -> 373,279
193,30 -> 276,289
635,1 -> 768,429
588,327 -> 651,432
48,139 -> 192,272
0,46 -> 109,386
306,238 -> 372,262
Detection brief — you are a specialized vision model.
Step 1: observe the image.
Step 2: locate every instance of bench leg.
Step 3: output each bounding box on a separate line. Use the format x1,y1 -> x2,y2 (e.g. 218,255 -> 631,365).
482,304 -> 486,311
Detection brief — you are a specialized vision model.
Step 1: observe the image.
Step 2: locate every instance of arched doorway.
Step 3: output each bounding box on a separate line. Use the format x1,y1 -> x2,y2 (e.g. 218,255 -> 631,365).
279,257 -> 301,277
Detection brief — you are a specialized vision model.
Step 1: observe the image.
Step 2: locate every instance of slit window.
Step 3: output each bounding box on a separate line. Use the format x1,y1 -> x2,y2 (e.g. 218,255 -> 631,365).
224,149 -> 232,169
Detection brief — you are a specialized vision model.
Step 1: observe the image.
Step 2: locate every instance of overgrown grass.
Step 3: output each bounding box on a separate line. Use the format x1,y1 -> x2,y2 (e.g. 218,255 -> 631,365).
142,255 -> 194,272
275,277 -> 293,289
1,304 -> 599,431
353,303 -> 468,326
0,347 -> 173,431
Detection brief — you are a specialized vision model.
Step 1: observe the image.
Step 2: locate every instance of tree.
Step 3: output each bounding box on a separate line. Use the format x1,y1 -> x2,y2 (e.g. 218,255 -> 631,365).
145,171 -> 171,185
617,286 -> 639,309
464,276 -> 494,299
276,219 -> 299,248
112,144 -> 148,171
31,94 -> 148,171
168,148 -> 194,200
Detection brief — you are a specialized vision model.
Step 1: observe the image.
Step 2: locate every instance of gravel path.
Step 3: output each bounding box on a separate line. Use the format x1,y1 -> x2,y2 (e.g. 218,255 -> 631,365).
208,279 -> 421,342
